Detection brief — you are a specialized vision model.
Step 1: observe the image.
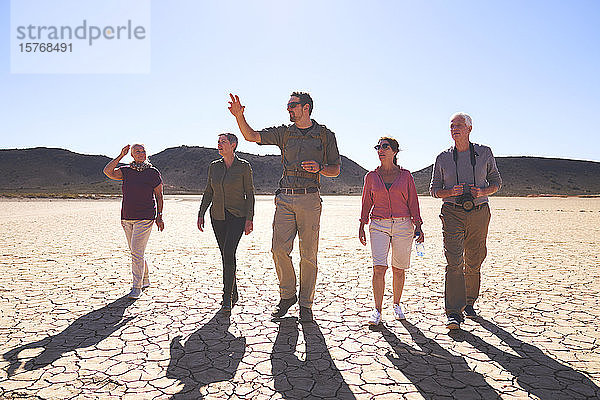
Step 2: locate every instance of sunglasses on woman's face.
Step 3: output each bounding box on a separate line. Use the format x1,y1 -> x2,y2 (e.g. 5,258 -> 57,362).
374,143 -> 391,150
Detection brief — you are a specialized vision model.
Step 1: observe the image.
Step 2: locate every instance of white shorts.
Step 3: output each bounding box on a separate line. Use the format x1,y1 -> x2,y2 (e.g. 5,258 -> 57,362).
369,217 -> 413,269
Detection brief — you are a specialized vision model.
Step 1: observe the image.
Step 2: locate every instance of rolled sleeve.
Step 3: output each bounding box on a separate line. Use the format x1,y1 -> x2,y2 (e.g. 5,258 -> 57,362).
258,125 -> 286,148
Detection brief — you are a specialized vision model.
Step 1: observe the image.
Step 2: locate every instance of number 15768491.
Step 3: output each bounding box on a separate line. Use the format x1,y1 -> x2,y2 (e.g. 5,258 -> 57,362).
19,43 -> 72,52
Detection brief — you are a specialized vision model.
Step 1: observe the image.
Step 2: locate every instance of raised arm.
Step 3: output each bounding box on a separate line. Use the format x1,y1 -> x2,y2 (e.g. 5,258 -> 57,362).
228,93 -> 261,143
103,145 -> 130,180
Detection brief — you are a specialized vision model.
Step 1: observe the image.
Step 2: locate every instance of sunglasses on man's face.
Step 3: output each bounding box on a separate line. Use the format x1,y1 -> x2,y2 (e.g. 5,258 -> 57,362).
287,102 -> 301,109
374,143 -> 391,150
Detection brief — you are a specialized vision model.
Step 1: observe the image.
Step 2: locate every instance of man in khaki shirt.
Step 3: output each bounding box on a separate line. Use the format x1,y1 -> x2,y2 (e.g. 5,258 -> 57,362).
228,92 -> 341,322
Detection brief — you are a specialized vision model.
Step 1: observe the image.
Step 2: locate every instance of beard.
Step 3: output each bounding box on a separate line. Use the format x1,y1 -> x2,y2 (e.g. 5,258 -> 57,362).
289,111 -> 297,122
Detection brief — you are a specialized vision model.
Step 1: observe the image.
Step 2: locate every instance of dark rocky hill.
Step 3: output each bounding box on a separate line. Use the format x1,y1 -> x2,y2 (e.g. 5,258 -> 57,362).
1,147 -> 599,196
0,148 -> 119,194
0,147 -> 367,195
411,156 -> 600,196
150,146 -> 367,194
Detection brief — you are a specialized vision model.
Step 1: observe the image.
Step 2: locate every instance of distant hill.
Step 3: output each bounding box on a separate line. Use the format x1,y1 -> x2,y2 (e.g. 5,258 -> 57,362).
150,146 -> 367,194
411,156 -> 600,196
0,148 -> 119,194
1,147 -> 599,196
0,147 -> 367,195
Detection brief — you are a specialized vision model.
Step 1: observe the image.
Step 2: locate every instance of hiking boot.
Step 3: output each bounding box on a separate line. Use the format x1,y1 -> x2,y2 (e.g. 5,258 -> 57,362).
299,306 -> 314,323
128,287 -> 142,299
447,314 -> 463,330
464,305 -> 478,319
368,309 -> 382,325
393,303 -> 406,320
271,295 -> 297,318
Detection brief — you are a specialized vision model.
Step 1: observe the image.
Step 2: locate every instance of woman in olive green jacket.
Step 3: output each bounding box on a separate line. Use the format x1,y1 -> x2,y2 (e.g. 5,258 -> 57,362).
197,133 -> 255,311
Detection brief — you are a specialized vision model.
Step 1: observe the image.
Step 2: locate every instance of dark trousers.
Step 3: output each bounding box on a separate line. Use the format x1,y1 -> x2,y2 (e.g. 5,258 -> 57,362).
211,210 -> 246,302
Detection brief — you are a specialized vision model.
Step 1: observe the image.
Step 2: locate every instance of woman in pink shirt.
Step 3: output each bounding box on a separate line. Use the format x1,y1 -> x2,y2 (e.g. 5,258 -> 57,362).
359,137 -> 424,325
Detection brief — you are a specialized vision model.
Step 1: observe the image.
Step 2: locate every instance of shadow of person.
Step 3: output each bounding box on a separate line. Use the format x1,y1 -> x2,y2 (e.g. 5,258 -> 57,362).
271,318 -> 356,399
451,317 -> 600,399
3,296 -> 135,376
378,320 -> 500,399
167,310 -> 246,399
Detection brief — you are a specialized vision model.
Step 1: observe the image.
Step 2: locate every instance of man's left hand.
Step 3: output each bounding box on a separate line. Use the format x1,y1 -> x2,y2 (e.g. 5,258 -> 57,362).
470,186 -> 484,198
156,217 -> 164,232
301,160 -> 321,173
244,220 -> 253,235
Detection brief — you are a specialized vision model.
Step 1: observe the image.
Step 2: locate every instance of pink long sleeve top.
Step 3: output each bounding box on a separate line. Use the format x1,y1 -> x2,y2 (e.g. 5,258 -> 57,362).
360,167 -> 423,225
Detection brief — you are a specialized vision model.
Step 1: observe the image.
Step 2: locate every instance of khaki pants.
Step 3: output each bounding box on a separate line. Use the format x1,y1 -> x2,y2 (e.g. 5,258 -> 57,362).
440,203 -> 491,316
272,192 -> 322,308
121,219 -> 154,289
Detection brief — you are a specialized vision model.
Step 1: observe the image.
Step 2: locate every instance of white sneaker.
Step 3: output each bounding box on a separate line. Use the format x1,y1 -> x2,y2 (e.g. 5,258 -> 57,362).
128,287 -> 142,299
368,309 -> 382,325
393,303 -> 406,320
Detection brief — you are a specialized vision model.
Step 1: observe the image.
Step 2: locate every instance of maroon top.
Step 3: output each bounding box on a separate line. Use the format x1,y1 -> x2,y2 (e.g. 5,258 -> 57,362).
120,166 -> 162,220
360,167 -> 422,225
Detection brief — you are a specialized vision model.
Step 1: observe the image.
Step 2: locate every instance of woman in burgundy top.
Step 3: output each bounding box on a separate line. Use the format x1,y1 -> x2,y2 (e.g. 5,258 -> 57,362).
104,144 -> 164,299
359,137 -> 424,325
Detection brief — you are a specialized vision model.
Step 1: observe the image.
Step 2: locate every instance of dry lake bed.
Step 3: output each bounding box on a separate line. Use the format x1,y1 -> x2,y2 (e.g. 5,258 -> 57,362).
1,196 -> 599,399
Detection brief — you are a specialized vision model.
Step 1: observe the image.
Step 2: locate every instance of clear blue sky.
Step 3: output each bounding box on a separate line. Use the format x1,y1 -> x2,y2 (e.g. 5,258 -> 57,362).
1,0 -> 599,172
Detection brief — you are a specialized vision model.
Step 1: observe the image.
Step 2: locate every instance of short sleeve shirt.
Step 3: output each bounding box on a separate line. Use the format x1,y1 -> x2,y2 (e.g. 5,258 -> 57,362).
120,166 -> 162,220
258,120 -> 341,188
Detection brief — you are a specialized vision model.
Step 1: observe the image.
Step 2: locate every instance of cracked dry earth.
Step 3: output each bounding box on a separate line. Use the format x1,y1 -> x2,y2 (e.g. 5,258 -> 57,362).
0,196 -> 599,400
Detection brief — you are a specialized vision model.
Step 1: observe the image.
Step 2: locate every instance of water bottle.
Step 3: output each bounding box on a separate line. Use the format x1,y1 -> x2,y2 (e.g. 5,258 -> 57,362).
414,233 -> 425,257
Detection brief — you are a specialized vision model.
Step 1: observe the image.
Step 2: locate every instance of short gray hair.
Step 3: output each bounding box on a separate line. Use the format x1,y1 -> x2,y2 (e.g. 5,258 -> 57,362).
131,143 -> 146,151
219,133 -> 238,151
450,112 -> 472,128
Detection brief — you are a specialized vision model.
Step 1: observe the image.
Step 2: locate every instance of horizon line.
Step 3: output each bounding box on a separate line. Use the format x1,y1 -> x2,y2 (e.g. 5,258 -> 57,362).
1,145 -> 599,169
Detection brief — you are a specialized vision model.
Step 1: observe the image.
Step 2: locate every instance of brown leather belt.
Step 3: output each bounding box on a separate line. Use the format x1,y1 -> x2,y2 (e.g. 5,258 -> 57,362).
443,202 -> 489,211
276,187 -> 319,195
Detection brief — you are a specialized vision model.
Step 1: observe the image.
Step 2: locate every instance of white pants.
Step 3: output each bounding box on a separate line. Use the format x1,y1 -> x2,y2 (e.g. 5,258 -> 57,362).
121,219 -> 153,289
369,217 -> 413,269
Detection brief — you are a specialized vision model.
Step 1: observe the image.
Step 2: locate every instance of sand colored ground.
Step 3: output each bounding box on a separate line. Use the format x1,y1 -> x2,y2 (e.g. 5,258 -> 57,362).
0,196 -> 599,399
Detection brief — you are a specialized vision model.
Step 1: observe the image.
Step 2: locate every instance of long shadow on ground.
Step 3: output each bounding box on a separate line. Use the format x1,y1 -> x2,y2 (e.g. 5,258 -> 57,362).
450,317 -> 600,400
271,318 -> 356,399
3,296 -> 134,376
167,310 -> 246,399
378,320 -> 500,399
